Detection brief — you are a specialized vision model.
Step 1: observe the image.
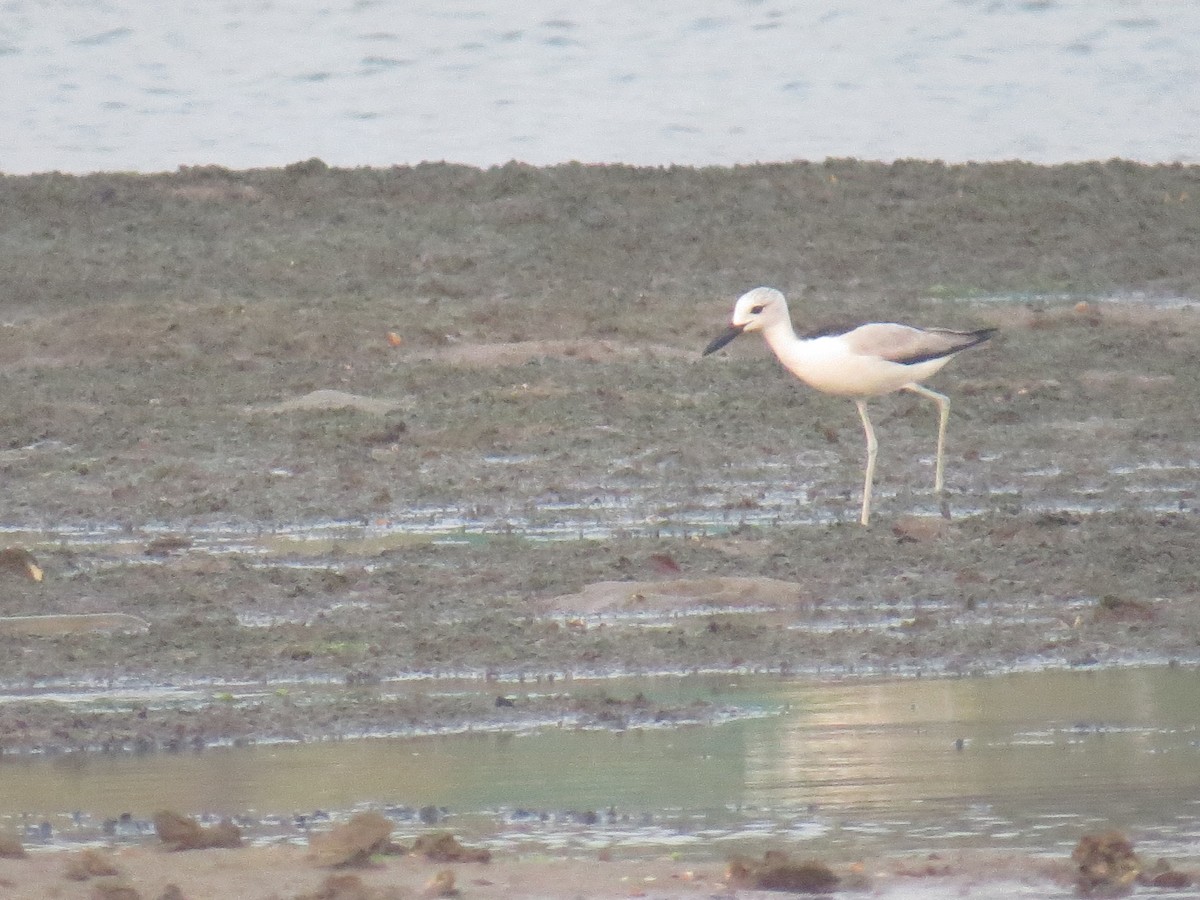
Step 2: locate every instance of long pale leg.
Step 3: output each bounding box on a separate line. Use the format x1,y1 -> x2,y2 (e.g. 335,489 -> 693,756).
854,399 -> 877,527
904,384 -> 951,515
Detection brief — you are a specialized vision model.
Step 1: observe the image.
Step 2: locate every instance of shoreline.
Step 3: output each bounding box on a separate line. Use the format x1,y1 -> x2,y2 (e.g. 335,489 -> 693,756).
3,156 -> 1198,742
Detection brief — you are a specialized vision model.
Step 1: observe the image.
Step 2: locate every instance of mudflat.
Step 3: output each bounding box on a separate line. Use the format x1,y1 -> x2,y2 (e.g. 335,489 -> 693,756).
1,159 -> 1198,895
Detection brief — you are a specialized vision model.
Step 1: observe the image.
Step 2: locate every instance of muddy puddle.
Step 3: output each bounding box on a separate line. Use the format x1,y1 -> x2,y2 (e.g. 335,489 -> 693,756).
4,667 -> 1198,869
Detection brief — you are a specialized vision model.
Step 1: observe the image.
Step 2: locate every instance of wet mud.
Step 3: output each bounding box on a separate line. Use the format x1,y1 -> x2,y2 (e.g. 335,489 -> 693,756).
3,158 -> 1200,747
3,159 -> 1200,733
1,160 -> 1199,892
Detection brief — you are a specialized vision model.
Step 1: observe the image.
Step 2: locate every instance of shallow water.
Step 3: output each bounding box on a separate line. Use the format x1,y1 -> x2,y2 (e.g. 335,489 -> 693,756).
4,667 -> 1198,867
5,438 -> 1199,559
2,1 -> 1198,173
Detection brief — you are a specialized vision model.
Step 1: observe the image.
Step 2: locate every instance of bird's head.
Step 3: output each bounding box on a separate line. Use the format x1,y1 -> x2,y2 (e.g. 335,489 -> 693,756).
703,287 -> 788,355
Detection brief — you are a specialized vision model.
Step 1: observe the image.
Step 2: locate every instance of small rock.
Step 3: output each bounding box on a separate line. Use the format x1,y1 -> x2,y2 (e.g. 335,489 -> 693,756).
1137,856 -> 1194,890
412,832 -> 491,864
1144,869 -> 1194,889
1073,830 -> 1140,896
153,810 -> 242,851
308,811 -> 393,868
727,850 -> 839,893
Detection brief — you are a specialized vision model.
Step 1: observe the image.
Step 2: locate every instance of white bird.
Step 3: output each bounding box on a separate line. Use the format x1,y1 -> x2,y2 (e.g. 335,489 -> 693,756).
703,286 -> 995,526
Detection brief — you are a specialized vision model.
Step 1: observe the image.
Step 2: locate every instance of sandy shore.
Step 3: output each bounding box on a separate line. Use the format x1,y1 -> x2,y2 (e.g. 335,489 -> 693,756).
3,838 -> 1084,900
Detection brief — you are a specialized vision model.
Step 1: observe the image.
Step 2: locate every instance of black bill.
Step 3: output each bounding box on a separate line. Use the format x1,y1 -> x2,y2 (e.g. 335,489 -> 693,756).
703,323 -> 745,356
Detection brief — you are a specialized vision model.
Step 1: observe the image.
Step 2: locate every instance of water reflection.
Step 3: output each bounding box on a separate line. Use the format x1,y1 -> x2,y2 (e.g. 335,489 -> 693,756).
743,669 -> 1200,855
3,668 -> 1198,861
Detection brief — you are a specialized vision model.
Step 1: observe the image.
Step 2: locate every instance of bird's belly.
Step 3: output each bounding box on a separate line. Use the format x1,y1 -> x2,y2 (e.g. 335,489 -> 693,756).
781,351 -> 949,397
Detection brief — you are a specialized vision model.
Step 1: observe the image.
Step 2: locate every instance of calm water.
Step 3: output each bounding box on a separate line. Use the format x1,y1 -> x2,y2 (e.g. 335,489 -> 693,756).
2,1 -> 1198,174
4,667 -> 1199,865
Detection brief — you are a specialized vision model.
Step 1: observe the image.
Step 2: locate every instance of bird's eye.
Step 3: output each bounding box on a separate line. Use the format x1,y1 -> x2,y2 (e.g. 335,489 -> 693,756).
750,304 -> 765,314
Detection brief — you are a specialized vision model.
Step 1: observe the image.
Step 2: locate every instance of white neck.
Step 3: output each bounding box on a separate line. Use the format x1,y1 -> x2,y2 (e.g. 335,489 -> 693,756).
760,316 -> 803,357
